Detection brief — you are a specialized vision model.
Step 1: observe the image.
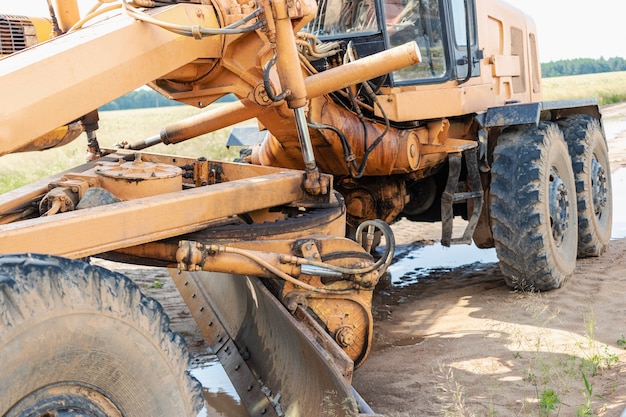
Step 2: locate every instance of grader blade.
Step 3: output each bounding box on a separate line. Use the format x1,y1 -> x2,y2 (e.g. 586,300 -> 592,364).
171,269 -> 375,417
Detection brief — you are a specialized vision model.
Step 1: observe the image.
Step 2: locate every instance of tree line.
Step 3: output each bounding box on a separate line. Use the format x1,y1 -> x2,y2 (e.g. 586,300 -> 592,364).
541,57 -> 626,78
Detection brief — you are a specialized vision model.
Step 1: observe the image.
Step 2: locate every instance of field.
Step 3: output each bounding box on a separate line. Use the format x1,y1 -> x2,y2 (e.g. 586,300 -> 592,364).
542,71 -> 626,105
0,106 -> 240,193
2,71 -> 626,194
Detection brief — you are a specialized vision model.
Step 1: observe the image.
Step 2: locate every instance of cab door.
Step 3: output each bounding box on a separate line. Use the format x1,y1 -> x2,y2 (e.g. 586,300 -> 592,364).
448,0 -> 481,81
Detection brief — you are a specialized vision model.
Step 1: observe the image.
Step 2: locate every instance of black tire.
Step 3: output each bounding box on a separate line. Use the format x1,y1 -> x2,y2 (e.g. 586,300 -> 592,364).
0,254 -> 203,417
558,114 -> 612,258
490,122 -> 578,291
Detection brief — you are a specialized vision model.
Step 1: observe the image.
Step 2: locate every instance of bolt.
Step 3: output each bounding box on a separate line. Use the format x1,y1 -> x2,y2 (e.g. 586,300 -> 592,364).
335,326 -> 355,348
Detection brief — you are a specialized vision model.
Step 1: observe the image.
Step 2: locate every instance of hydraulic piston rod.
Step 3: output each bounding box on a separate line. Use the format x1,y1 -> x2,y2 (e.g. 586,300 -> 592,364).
128,41 -> 421,150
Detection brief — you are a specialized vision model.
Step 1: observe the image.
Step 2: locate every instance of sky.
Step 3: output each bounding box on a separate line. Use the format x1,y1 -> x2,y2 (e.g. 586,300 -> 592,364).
3,0 -> 625,63
503,0 -> 626,62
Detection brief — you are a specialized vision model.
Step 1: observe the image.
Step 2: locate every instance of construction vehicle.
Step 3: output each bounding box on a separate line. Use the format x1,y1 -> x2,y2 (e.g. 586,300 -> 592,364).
0,0 -> 612,415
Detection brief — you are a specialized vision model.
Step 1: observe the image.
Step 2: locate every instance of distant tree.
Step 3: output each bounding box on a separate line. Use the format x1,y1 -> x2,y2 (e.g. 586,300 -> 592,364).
542,57 -> 626,78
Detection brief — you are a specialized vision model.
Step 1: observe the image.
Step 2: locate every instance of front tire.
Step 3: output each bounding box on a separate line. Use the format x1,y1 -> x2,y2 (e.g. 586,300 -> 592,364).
558,114 -> 612,257
490,122 -> 578,291
0,254 -> 203,417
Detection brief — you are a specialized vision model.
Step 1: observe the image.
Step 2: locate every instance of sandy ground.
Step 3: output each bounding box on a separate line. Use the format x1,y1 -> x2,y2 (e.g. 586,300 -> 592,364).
107,102 -> 626,417
352,103 -> 626,417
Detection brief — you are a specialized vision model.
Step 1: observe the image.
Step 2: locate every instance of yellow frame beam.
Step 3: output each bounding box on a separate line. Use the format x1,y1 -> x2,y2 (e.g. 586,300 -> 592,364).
0,169 -> 307,259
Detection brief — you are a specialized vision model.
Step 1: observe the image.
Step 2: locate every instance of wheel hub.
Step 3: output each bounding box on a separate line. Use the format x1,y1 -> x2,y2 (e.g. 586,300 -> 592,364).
6,384 -> 122,417
549,168 -> 570,246
591,156 -> 608,219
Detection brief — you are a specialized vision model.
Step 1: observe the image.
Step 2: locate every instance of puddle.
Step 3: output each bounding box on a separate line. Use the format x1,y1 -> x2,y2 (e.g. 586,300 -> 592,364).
604,116 -> 626,142
611,168 -> 626,239
190,355 -> 248,417
387,242 -> 498,287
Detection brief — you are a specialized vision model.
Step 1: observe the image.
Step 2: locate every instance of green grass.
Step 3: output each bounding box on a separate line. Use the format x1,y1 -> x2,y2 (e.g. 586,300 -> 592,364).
95,106 -> 242,160
542,71 -> 626,105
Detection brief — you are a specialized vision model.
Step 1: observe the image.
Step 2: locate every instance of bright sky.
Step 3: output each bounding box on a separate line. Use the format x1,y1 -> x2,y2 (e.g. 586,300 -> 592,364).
503,0 -> 626,62
3,0 -> 625,62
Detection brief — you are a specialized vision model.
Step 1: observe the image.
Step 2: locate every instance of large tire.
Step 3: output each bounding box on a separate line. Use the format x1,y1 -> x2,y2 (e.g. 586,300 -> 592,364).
490,122 -> 578,291
558,114 -> 612,258
0,254 -> 203,417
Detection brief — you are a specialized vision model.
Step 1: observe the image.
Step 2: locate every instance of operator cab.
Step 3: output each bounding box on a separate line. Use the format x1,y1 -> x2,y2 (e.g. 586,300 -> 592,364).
302,0 -> 482,86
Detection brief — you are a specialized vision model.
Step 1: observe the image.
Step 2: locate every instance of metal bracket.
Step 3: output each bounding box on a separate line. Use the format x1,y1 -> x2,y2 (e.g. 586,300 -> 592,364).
441,147 -> 483,246
170,270 -> 281,417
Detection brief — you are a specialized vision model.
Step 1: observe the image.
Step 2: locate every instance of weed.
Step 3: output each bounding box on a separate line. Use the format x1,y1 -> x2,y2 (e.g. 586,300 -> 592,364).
577,313 -> 620,376
543,71 -> 626,105
576,372 -> 593,417
618,335 -> 626,349
539,389 -> 560,415
437,364 -> 475,417
149,279 -> 164,289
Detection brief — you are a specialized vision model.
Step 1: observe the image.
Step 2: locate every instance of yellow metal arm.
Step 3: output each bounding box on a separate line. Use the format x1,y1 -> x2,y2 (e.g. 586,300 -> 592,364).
0,4 -> 222,156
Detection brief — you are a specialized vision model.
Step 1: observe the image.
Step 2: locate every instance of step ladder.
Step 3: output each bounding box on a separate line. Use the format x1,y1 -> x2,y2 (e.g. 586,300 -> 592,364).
441,146 -> 483,246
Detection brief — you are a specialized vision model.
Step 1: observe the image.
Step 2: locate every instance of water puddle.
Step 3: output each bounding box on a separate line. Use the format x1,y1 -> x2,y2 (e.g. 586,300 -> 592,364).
610,168 -> 626,239
190,355 -> 247,417
604,116 -> 626,142
388,242 -> 498,287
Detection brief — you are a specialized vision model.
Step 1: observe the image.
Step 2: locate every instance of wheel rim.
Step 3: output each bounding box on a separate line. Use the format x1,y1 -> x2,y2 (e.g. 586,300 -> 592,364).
591,155 -> 608,219
549,167 -> 571,246
6,384 -> 123,417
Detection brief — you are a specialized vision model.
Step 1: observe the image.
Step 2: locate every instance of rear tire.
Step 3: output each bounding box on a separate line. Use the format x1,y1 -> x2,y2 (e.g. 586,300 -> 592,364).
490,122 -> 578,291
0,254 -> 203,417
558,114 -> 612,257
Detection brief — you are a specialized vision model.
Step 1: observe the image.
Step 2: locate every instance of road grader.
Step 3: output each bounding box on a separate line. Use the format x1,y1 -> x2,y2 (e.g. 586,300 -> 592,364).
0,0 -> 612,415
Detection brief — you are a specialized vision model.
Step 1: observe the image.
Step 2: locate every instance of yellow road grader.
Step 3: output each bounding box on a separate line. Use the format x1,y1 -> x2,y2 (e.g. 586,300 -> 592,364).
0,0 -> 612,415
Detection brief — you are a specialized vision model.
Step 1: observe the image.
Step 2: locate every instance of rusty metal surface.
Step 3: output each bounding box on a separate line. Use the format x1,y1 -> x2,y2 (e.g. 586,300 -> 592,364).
174,230 -> 378,366
94,155 -> 183,200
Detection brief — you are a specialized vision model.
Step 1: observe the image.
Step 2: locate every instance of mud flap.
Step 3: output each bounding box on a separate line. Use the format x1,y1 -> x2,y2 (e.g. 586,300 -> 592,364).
170,270 -> 377,417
